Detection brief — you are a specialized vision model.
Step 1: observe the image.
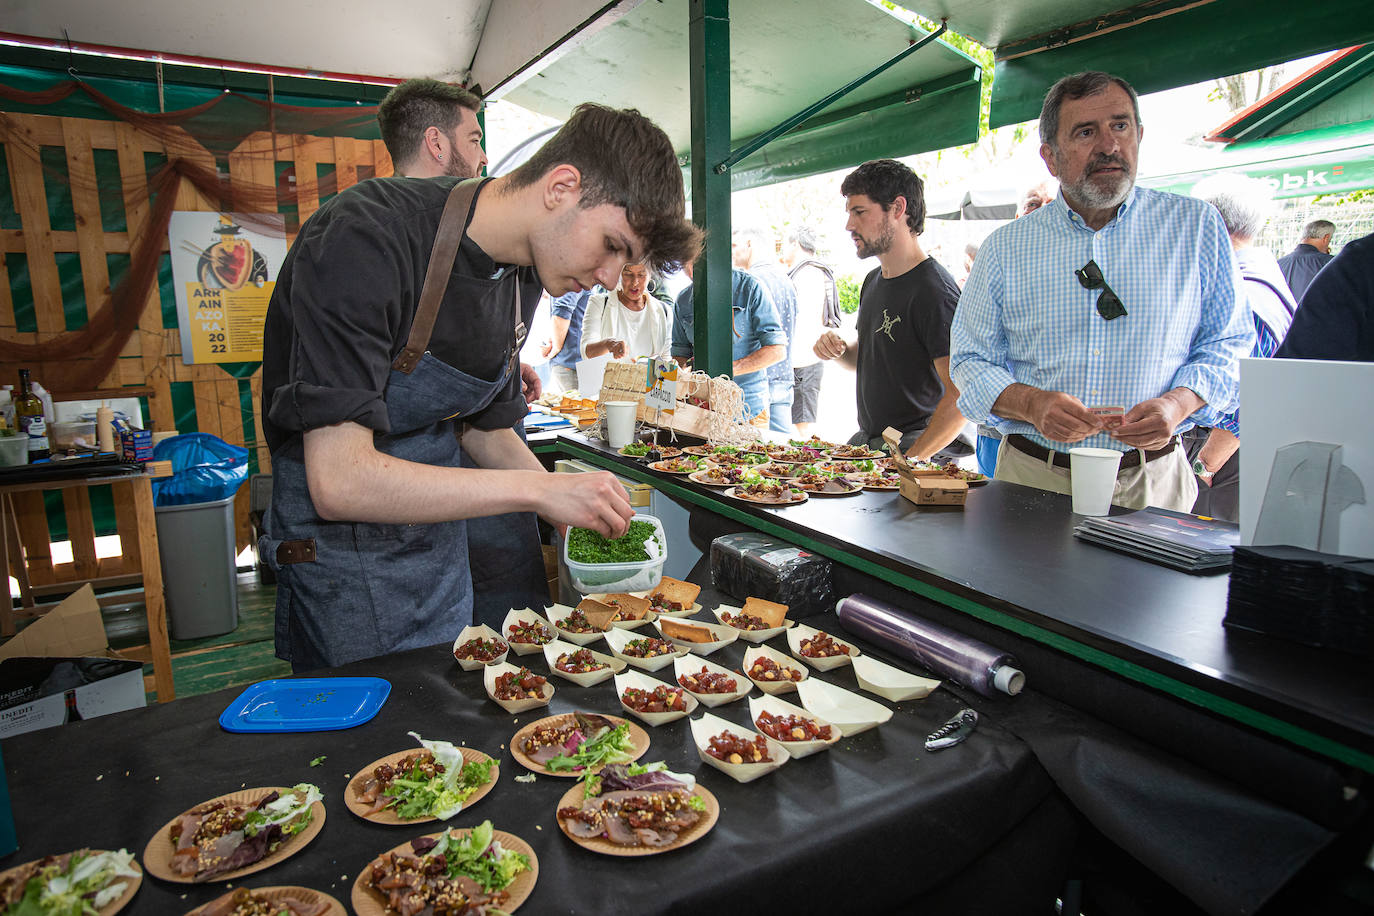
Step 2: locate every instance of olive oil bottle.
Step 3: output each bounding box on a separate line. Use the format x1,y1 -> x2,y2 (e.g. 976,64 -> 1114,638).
16,369 -> 48,462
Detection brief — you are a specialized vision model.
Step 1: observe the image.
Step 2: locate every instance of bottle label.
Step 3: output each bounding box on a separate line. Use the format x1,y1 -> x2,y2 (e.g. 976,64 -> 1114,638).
19,415 -> 47,450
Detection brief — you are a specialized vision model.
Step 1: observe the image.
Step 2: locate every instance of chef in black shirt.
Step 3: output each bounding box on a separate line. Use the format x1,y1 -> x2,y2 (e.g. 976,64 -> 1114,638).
260,103 -> 702,671
814,159 -> 970,462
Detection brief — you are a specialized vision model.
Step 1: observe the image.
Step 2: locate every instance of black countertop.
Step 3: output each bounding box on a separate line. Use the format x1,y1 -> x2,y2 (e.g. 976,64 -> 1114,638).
0,634 -> 1071,914
545,434 -> 1374,768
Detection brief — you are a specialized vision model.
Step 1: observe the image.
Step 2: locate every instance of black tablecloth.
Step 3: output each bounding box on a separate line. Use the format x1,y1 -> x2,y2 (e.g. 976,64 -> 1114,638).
0,629 -> 1071,914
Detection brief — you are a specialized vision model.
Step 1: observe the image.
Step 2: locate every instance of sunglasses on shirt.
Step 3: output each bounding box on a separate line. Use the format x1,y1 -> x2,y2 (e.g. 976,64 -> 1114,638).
1074,259 -> 1127,320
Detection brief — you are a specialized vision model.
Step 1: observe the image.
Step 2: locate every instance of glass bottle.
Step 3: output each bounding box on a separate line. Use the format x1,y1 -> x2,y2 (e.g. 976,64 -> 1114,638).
15,370 -> 47,462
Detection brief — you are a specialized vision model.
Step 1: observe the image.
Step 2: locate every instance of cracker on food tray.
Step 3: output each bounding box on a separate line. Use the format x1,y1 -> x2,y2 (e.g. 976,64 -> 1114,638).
575,598 -> 617,631
651,576 -> 701,607
659,618 -> 714,644
742,597 -> 788,629
604,593 -> 651,621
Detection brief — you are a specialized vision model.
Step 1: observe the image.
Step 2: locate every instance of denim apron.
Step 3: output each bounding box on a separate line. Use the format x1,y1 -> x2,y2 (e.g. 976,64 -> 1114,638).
264,179 -> 523,671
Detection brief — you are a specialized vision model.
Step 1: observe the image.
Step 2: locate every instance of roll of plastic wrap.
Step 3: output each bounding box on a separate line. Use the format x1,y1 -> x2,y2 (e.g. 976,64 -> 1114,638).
836,593 -> 1025,698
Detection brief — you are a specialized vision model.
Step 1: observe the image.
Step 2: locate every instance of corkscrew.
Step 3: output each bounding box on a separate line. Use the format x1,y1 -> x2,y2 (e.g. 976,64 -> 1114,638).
925,708 -> 978,751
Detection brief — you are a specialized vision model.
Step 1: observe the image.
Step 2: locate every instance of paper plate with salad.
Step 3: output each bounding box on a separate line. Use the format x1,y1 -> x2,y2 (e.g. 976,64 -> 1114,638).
351,820 -> 537,915
345,732 -> 498,825
143,784 -> 324,883
510,711 -> 649,777
555,761 -> 719,857
0,848 -> 142,915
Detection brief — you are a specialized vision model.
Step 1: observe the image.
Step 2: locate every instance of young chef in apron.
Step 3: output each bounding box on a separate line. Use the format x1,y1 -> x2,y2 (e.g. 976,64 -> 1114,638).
259,104 -> 703,671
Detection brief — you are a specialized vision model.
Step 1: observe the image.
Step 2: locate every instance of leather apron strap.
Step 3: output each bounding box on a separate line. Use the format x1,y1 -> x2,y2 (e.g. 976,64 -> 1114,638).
392,178 -> 483,374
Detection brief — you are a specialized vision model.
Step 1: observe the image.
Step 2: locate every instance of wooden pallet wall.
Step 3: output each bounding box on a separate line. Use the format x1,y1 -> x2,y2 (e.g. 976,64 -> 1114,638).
1,111 -> 391,590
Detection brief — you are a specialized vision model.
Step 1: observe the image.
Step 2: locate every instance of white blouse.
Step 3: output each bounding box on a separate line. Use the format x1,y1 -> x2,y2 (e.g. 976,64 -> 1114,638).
579,291 -> 672,361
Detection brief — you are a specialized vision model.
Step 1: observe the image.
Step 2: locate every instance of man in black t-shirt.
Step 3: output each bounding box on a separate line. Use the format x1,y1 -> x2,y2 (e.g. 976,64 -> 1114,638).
814,159 -> 969,461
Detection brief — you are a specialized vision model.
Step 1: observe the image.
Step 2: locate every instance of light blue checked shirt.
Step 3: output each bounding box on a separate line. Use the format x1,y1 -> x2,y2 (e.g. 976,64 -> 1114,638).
950,186 -> 1254,454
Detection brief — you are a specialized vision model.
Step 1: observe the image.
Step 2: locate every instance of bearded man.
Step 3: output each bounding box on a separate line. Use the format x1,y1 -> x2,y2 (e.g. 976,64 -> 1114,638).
949,71 -> 1253,511
812,159 -> 969,461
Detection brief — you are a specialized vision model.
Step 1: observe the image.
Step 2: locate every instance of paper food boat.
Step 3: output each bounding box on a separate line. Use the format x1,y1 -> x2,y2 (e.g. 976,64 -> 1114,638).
614,669 -> 699,727
850,655 -> 940,702
542,639 -> 626,687
743,643 -> 810,695
711,605 -> 794,644
673,655 -> 752,708
483,660 -> 555,714
748,693 -> 842,759
500,607 -> 556,657
653,617 -> 738,656
452,623 -> 509,671
795,677 -> 892,736
785,622 -> 860,672
690,711 -> 790,783
603,626 -> 691,672
549,603 -> 609,647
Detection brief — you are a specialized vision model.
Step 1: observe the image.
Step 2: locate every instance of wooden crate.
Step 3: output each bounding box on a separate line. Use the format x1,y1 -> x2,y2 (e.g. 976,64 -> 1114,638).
0,110 -> 392,588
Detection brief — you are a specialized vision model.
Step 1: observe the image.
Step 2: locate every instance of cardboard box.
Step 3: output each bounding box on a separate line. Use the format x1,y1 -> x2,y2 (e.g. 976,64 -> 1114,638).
0,584 -> 147,739
883,427 -> 969,508
120,428 -> 152,462
899,475 -> 969,507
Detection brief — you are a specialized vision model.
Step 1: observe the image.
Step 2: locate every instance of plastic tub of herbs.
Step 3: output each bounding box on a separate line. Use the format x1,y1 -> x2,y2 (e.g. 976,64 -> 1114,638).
563,514 -> 668,593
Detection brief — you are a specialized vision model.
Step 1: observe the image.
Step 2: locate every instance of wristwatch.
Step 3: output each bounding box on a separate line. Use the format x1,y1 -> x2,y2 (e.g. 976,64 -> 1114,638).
1191,457 -> 1215,480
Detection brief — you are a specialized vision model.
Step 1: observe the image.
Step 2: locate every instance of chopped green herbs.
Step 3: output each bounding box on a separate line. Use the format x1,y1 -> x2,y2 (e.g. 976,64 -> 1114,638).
619,442 -> 650,457
566,520 -> 659,564
309,756 -> 326,767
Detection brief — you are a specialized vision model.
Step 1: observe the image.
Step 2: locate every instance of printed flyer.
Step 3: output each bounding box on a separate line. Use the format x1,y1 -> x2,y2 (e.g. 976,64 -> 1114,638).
168,212 -> 287,364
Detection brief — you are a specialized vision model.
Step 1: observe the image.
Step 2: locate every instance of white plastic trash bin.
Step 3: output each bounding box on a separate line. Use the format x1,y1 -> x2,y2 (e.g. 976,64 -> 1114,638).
154,494 -> 239,640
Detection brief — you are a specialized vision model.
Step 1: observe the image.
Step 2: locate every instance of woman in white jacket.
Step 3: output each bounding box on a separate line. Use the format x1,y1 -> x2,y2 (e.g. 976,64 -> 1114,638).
580,262 -> 671,362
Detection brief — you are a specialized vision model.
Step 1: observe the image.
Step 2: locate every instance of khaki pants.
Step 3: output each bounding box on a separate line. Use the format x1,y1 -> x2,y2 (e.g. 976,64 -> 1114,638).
995,438 -> 1198,512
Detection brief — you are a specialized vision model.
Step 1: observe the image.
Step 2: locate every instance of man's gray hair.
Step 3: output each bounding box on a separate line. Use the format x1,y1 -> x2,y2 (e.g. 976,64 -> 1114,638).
1302,219 -> 1336,241
1192,174 -> 1273,241
787,225 -> 820,256
1039,71 -> 1141,151
733,225 -> 775,255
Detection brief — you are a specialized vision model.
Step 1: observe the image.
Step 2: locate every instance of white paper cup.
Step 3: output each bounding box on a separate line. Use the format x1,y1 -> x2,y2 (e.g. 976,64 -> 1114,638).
605,400 -> 638,449
1068,447 -> 1122,516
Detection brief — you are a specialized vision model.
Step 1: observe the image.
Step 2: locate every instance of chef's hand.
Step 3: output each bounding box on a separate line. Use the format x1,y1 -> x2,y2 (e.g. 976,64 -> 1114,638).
814,331 -> 848,360
1026,390 -> 1102,444
520,362 -> 542,404
606,339 -> 627,359
537,471 -> 633,539
1112,395 -> 1187,450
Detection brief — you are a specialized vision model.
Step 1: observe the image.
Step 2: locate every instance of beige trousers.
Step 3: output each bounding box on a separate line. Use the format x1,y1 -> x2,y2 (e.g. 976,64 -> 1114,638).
995,438 -> 1198,512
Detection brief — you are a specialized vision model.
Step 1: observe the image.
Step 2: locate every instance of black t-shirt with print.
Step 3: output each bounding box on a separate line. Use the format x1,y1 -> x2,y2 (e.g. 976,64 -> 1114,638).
853,257 -> 960,436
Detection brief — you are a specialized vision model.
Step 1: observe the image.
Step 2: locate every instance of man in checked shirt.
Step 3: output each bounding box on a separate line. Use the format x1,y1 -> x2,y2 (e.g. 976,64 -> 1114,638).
950,71 -> 1253,511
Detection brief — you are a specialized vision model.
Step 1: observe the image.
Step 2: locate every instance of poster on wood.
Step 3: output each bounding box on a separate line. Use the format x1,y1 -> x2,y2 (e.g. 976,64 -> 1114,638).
169,212 -> 287,364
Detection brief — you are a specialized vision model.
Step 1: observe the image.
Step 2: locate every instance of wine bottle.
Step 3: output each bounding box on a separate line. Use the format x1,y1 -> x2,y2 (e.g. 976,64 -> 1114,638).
62,689 -> 82,723
15,369 -> 47,462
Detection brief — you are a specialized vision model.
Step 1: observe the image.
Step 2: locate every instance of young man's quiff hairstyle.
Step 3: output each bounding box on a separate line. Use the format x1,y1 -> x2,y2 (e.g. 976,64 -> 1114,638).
377,79 -> 483,165
1038,71 -> 1141,153
506,103 -> 702,273
839,159 -> 926,236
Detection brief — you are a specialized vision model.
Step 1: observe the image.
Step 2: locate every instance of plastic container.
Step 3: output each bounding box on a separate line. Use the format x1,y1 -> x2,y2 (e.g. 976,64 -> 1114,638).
50,419 -> 98,451
154,494 -> 239,640
0,433 -> 26,467
562,513 -> 667,593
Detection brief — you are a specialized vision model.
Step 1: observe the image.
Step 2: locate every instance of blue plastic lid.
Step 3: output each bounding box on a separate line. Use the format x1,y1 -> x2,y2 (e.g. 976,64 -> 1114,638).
219,676 -> 391,733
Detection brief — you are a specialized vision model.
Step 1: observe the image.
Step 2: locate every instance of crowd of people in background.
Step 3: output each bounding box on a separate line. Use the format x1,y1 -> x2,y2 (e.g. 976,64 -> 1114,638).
525,69 -> 1371,524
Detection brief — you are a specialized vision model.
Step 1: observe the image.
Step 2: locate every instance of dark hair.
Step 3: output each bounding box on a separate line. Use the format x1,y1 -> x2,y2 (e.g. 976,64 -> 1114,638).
507,103 -> 703,272
1039,71 -> 1140,152
839,159 -> 925,235
377,79 -> 483,165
